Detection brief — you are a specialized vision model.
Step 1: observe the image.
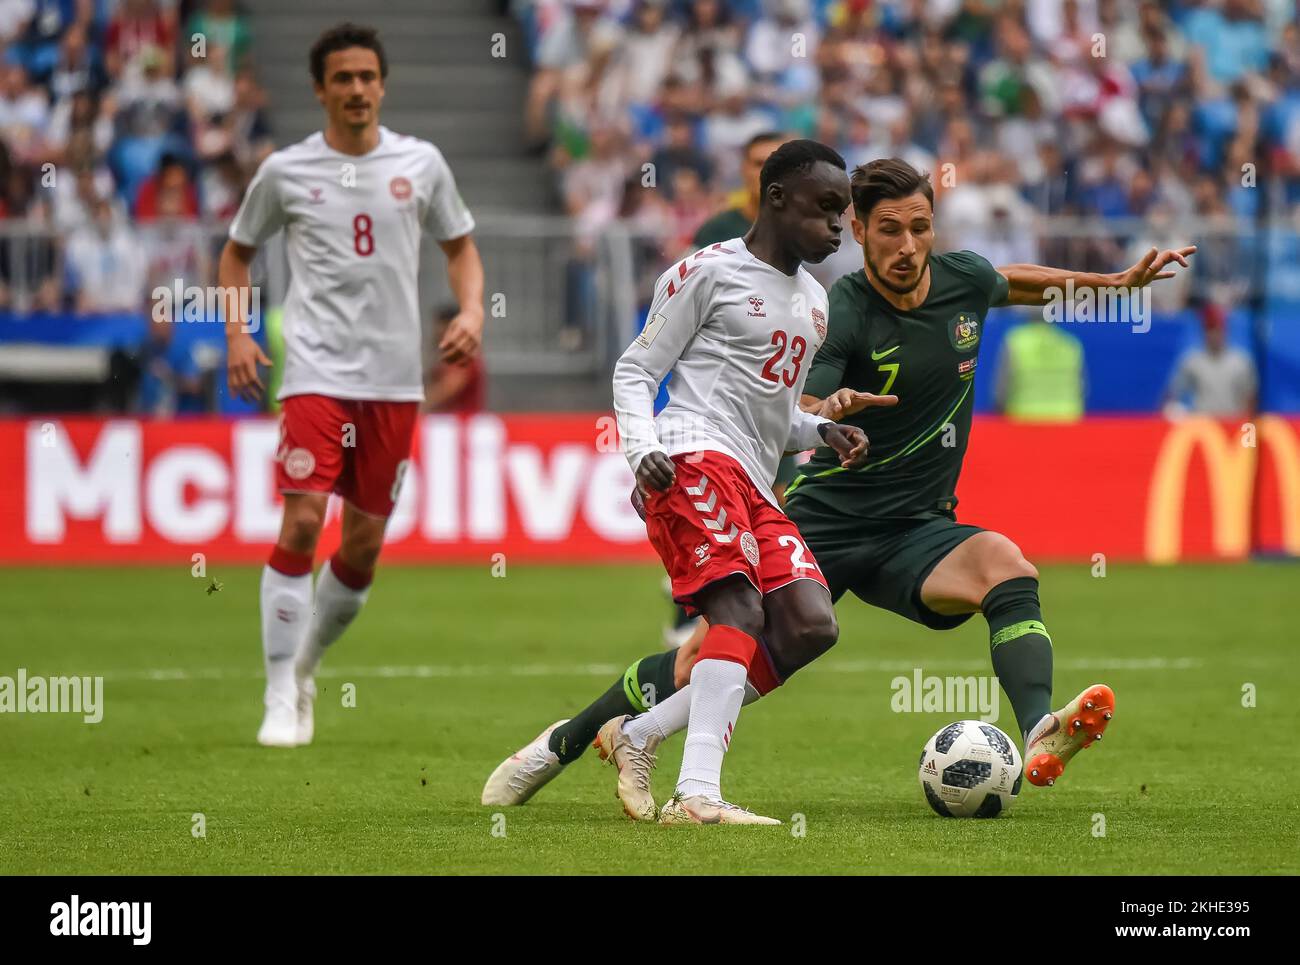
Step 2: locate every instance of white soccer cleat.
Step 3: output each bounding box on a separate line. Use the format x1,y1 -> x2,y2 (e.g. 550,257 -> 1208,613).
257,687 -> 299,747
295,676 -> 316,746
594,715 -> 662,822
657,793 -> 781,826
481,720 -> 570,806
1024,683 -> 1116,787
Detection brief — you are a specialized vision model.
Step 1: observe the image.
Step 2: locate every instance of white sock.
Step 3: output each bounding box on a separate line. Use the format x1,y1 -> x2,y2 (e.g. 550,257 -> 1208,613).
261,565 -> 312,702
295,559 -> 371,681
624,687 -> 689,748
677,658 -> 747,801
623,679 -> 763,750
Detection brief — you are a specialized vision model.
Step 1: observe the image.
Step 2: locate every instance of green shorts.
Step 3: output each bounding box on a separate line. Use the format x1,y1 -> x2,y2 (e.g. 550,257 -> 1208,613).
785,499 -> 984,630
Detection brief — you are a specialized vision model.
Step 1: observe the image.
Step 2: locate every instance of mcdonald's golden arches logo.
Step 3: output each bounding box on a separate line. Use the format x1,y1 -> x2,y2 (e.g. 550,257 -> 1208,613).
1145,416 -> 1300,563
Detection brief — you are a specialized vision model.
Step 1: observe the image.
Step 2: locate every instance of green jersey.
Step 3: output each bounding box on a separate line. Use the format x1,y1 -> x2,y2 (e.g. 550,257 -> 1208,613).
788,250 -> 1009,522
693,208 -> 751,248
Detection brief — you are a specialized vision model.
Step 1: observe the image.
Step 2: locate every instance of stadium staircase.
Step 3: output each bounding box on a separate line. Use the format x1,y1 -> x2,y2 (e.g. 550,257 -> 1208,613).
241,0 -> 552,214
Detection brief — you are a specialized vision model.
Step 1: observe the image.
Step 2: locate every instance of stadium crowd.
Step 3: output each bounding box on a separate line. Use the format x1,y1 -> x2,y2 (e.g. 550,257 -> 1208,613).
0,1 -> 1291,415
0,0 -> 271,412
1,0 -> 270,306
516,0 -> 1298,303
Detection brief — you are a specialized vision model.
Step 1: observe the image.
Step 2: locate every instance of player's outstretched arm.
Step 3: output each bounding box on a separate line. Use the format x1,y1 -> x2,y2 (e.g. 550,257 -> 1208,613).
437,234 -> 486,364
997,245 -> 1197,306
219,239 -> 271,402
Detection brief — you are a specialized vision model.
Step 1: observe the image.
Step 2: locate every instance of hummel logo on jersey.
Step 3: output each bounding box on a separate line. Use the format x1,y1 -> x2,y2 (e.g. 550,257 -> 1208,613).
308,187 -> 325,204
811,306 -> 827,339
747,296 -> 766,317
871,345 -> 900,361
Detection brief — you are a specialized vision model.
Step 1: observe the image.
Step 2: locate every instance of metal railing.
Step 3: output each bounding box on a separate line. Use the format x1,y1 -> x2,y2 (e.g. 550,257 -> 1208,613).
1,212 -> 1293,389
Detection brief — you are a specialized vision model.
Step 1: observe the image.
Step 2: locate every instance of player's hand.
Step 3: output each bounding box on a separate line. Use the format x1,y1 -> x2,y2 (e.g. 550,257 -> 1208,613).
439,310 -> 484,365
1115,245 -> 1197,288
636,451 -> 677,494
819,422 -> 869,468
227,332 -> 272,402
818,388 -> 899,420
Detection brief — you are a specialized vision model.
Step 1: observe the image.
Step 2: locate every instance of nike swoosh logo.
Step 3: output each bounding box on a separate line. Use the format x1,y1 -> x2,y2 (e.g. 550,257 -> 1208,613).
870,345 -> 900,361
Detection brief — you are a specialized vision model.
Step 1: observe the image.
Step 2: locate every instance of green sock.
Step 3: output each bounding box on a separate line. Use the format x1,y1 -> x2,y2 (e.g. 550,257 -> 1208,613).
547,650 -> 679,764
982,576 -> 1054,740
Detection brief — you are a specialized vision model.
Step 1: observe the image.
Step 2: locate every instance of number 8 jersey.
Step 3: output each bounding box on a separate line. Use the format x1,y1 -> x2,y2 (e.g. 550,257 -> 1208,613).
613,238 -> 832,508
229,126 -> 475,402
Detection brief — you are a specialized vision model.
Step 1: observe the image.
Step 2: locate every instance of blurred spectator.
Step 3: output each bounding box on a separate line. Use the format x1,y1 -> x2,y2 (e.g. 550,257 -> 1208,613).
224,66 -> 274,168
184,42 -> 235,137
648,113 -> 714,199
701,75 -> 778,190
664,163 -> 711,253
186,0 -> 252,74
197,150 -> 244,220
134,154 -> 199,221
48,22 -> 102,102
601,0 -> 678,112
44,88 -> 112,165
692,130 -> 782,247
64,197 -> 146,313
6,0 -> 81,82
525,0 -> 623,146
0,1 -> 36,46
0,62 -> 50,164
1179,0 -> 1268,86
563,119 -> 630,245
995,316 -> 1087,422
1163,303 -> 1258,417
112,44 -> 185,202
746,0 -> 821,108
105,0 -> 175,81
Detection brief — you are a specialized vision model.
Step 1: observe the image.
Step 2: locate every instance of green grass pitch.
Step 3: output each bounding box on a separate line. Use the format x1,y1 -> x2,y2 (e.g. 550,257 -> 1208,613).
2,561 -> 1296,875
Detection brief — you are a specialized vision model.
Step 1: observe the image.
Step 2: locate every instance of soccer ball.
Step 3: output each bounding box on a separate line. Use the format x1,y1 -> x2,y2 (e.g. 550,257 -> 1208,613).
918,720 -> 1023,818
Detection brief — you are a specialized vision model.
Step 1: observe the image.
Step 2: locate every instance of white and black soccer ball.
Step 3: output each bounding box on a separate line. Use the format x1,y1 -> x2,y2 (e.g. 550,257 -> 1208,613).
918,720 -> 1023,818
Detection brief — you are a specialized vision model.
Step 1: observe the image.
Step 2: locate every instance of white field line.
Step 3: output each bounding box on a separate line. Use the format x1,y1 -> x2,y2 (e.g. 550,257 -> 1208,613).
92,656 -> 1205,684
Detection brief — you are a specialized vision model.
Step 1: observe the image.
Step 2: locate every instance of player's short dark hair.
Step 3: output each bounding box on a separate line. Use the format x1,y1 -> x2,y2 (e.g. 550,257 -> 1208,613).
759,139 -> 846,204
850,157 -> 933,221
745,131 -> 785,155
310,22 -> 388,85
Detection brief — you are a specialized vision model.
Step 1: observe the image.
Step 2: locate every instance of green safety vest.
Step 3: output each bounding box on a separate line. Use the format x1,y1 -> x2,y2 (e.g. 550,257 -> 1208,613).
1002,323 -> 1084,421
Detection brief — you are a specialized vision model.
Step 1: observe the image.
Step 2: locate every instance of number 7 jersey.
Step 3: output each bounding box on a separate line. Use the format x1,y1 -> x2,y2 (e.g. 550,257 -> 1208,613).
613,238 -> 831,508
229,126 -> 475,402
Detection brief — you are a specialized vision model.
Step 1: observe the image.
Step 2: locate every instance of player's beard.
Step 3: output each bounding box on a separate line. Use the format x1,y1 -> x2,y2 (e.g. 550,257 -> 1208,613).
865,249 -> 928,295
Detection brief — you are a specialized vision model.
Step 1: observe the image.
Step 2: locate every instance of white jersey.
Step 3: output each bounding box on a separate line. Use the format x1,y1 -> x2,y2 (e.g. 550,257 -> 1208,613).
613,238 -> 831,507
229,126 -> 475,401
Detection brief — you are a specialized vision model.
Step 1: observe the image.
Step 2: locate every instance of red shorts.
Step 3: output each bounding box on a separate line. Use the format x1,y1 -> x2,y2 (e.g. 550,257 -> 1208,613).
642,451 -> 828,615
275,394 -> 418,518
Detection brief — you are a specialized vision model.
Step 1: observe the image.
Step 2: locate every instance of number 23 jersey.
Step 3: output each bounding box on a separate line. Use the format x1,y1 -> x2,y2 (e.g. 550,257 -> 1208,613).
229,126 -> 475,402
613,238 -> 830,508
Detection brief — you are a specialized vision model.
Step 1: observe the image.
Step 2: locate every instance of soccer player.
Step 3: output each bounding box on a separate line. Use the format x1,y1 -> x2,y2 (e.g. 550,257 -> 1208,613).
219,23 -> 484,747
484,157 -> 1193,814
487,140 -> 875,824
659,131 -> 791,650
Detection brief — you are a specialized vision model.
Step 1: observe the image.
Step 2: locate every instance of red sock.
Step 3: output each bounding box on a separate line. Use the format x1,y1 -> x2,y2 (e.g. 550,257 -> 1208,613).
329,552 -> 374,591
267,545 -> 312,577
746,639 -> 782,696
696,623 -> 758,669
